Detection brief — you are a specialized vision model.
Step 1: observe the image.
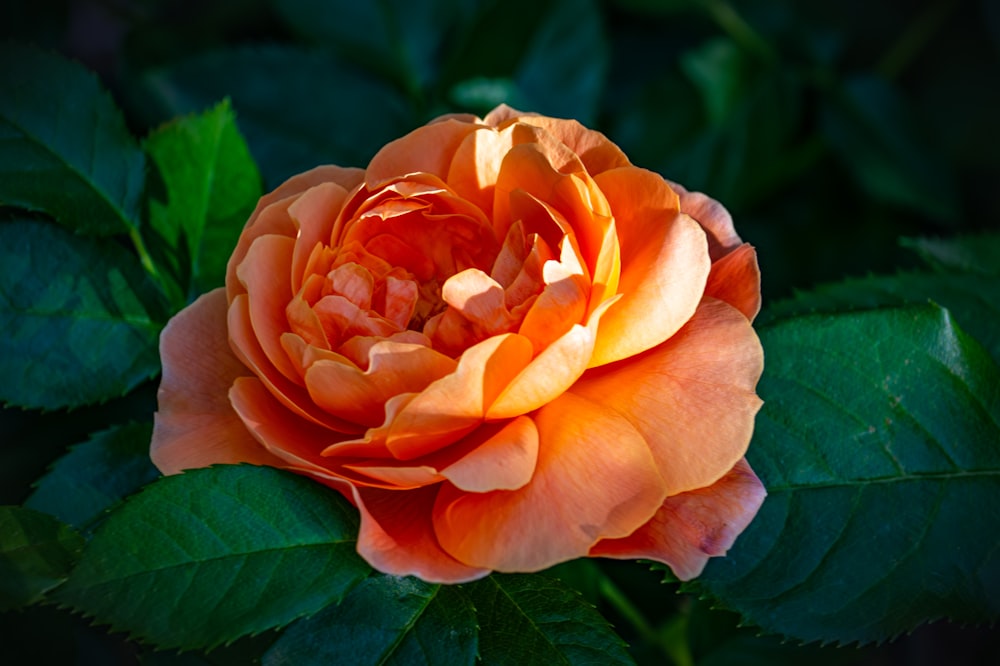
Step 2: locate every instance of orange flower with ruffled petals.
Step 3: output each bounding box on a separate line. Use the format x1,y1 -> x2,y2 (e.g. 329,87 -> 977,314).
152,105 -> 766,583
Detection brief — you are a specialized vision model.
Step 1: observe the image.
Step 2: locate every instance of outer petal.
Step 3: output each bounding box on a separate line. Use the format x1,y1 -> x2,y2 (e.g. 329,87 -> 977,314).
590,458 -> 766,580
669,180 -> 742,262
366,119 -> 482,189
352,485 -> 491,584
704,243 -> 761,322
590,167 -> 710,367
572,298 -> 763,495
433,392 -> 667,571
152,289 -> 283,474
513,115 -> 632,176
482,104 -> 527,127
236,234 -> 300,383
229,376 -> 349,470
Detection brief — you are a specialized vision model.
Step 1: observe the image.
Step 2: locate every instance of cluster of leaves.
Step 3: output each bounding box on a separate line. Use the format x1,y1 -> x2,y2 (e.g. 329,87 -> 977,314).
2,0 -> 999,664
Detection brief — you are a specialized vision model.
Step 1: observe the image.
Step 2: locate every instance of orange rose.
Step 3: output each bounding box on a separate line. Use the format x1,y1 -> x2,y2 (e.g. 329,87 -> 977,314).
152,105 -> 766,583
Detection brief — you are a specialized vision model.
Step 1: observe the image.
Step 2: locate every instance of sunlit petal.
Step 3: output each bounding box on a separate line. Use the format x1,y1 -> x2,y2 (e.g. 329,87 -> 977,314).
573,298 -> 763,495
434,392 -> 666,571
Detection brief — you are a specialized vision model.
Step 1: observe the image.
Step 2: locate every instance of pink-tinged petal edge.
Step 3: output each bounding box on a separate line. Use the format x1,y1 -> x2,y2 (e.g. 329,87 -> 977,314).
152,288 -> 283,474
705,243 -> 761,322
590,458 -> 766,580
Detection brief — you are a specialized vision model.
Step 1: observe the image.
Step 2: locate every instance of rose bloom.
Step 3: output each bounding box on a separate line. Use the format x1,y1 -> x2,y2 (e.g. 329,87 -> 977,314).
152,105 -> 766,584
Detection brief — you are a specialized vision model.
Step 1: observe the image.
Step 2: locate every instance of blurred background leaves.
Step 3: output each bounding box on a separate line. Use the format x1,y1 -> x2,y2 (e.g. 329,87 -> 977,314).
2,0 -> 998,663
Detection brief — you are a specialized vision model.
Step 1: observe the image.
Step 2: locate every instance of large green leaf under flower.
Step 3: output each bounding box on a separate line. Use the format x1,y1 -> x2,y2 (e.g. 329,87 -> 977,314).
689,304 -> 1000,645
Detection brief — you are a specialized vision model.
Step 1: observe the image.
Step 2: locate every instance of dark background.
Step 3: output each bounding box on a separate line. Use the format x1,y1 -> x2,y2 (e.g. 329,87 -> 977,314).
2,0 -> 998,663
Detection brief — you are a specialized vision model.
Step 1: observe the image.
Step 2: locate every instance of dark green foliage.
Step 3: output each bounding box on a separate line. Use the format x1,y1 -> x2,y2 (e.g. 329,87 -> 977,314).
144,99 -> 262,297
1,0 -> 999,663
0,43 -> 146,235
134,46 -> 415,189
690,305 -> 1000,644
54,466 -> 371,649
25,422 -> 160,532
265,575 -> 477,666
0,506 -> 83,610
466,574 -> 637,665
0,219 -> 166,410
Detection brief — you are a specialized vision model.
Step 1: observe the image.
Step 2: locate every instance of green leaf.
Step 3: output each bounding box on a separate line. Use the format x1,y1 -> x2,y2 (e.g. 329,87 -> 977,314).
901,232 -> 1000,277
611,0 -> 699,15
0,43 -> 145,235
680,37 -> 749,126
686,600 -> 869,666
464,574 -> 636,665
759,271 -> 1000,365
512,0 -> 607,124
264,575 -> 477,666
53,465 -> 370,650
25,422 -> 159,532
444,0 -> 607,124
820,75 -> 959,223
134,46 -> 415,189
613,55 -> 802,209
0,218 -> 166,410
0,506 -> 84,610
274,0 -> 480,95
144,99 -> 262,296
689,304 -> 1000,645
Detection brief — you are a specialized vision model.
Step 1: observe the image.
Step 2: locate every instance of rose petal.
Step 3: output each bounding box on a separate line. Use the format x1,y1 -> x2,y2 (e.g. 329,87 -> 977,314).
342,463 -> 444,489
669,180 -> 742,262
236,234 -> 301,383
321,393 -> 415,460
304,341 -> 457,426
486,296 -> 611,420
386,333 -> 534,459
441,268 -> 516,336
589,167 -> 710,367
152,289 -> 283,474
352,485 -> 491,584
572,298 -> 763,495
482,104 -> 527,127
492,143 -> 577,243
494,146 -> 613,281
516,238 -> 589,352
312,294 -> 400,341
447,126 -> 513,217
439,415 -> 539,492
227,166 -> 363,297
433,392 -> 666,571
289,181 -> 354,294
511,115 -> 632,176
705,243 -> 761,321
228,294 -> 361,433
590,458 -> 766,580
342,413 -> 538,494
229,376 -> 345,469
366,119 -> 482,190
